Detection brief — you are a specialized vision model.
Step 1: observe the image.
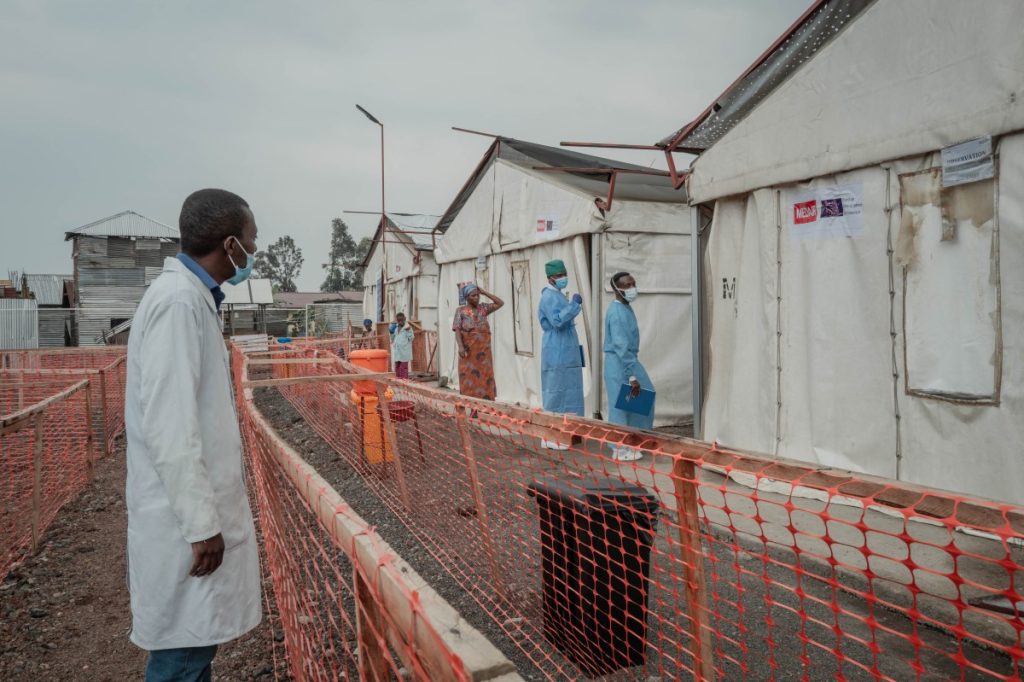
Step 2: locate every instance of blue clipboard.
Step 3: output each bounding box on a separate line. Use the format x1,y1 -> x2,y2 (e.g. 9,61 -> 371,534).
614,383 -> 655,416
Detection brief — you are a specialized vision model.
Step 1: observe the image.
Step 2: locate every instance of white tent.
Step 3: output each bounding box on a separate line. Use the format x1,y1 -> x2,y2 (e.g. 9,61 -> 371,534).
666,0 -> 1024,502
361,213 -> 441,330
434,137 -> 691,425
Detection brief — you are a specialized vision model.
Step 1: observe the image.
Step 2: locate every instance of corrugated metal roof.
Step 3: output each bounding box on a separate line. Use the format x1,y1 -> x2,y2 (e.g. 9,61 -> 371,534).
65,210 -> 179,240
24,274 -> 69,306
656,0 -> 875,152
273,291 -> 363,307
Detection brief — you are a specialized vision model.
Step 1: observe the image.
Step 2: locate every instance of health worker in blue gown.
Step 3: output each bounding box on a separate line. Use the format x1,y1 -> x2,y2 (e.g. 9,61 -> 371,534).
537,259 -> 584,449
603,271 -> 654,461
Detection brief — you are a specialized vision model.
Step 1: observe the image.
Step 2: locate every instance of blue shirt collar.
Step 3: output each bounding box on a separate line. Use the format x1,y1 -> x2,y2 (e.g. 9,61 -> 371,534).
176,253 -> 225,310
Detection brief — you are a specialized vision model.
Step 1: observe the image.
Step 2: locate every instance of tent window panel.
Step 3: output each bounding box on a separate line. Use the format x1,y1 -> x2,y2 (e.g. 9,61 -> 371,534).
511,260 -> 534,356
898,168 -> 1000,403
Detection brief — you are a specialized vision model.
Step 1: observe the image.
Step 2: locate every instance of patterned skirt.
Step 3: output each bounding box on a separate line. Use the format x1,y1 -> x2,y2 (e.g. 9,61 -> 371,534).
458,329 -> 496,400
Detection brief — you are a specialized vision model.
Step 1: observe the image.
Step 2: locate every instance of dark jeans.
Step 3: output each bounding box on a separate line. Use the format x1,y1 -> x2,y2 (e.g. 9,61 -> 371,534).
145,645 -> 218,682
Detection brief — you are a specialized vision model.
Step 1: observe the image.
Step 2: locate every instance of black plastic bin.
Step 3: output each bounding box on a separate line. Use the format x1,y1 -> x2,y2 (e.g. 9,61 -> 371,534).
528,476 -> 659,677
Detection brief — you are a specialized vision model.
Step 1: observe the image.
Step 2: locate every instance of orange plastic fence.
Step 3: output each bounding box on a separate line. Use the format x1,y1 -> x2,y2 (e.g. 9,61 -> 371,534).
251,344 -> 1024,681
0,349 -> 127,581
235,348 -> 520,682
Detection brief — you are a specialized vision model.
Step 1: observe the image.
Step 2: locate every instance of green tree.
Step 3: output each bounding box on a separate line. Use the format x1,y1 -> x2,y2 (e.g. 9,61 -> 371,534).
254,236 -> 303,292
321,218 -> 372,291
351,236 -> 372,288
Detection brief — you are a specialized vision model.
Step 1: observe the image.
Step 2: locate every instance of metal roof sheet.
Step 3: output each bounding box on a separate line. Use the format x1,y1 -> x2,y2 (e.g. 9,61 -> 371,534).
273,291 -> 363,307
65,210 -> 179,240
657,0 -> 875,153
24,274 -> 69,306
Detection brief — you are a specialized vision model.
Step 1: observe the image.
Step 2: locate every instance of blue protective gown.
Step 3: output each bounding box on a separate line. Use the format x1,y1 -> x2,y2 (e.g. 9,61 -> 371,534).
538,286 -> 584,416
603,300 -> 655,429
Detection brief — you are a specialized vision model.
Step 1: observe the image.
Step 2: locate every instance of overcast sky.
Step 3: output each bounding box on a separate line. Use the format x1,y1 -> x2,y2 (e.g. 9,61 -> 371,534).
1,0 -> 809,291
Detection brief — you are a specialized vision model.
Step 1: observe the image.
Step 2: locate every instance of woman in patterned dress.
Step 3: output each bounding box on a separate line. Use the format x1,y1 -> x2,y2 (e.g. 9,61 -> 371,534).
452,283 -> 504,400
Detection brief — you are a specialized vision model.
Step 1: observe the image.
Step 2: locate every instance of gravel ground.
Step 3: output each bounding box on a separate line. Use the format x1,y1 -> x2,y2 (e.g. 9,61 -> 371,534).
0,438 -> 290,682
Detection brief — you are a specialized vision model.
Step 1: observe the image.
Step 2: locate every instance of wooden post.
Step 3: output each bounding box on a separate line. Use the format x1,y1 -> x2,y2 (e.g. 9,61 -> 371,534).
672,458 -> 716,681
31,411 -> 45,553
98,368 -> 110,457
354,570 -> 390,681
455,404 -> 508,601
375,384 -> 412,512
83,385 -> 96,481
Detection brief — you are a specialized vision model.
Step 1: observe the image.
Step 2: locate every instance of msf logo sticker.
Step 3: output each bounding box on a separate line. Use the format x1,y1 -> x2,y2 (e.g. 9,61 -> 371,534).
793,200 -> 817,224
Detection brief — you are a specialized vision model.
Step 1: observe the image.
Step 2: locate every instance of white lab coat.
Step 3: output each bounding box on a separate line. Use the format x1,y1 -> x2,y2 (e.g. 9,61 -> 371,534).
124,257 -> 261,650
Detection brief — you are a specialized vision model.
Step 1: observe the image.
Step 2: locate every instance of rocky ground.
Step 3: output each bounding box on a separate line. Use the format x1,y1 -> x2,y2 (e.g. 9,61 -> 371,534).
0,439 -> 290,681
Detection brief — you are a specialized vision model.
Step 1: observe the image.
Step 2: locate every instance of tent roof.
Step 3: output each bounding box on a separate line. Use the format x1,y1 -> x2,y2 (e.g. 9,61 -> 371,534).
435,137 -> 687,234
657,0 -> 876,153
65,210 -> 179,240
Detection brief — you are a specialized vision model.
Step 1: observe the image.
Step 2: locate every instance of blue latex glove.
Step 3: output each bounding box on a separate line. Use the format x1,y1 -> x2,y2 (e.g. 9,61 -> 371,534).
571,293 -> 583,305
388,323 -> 397,333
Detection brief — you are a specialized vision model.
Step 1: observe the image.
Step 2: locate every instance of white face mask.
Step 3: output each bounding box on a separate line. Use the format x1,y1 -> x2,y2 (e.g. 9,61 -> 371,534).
621,287 -> 638,302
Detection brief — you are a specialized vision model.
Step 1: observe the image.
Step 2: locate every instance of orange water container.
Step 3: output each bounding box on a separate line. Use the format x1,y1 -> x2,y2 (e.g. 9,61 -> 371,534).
347,348 -> 394,464
350,349 -> 389,395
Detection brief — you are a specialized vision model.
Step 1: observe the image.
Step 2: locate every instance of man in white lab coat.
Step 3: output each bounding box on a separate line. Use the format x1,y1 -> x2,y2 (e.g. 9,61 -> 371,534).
125,188 -> 262,681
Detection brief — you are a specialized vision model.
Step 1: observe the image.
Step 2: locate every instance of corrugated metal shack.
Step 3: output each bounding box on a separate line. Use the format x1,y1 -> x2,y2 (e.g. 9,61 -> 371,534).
64,210 -> 180,346
273,291 -> 364,336
24,274 -> 72,347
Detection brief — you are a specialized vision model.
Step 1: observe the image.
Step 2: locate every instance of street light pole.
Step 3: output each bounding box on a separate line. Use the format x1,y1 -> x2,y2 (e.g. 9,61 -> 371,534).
356,104 -> 386,321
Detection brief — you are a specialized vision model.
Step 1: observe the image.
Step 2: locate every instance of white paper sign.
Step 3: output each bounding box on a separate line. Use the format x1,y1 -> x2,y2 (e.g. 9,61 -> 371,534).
475,255 -> 488,271
535,214 -> 560,240
788,183 -> 864,240
942,135 -> 993,188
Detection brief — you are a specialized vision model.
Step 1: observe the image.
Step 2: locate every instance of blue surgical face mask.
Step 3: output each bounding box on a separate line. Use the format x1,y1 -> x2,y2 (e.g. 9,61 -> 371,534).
553,276 -> 569,290
226,237 -> 255,285
620,287 -> 638,302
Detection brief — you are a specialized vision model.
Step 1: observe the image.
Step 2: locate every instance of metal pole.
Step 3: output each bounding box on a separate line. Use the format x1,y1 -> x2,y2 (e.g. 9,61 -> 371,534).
590,234 -> 603,419
690,205 -> 704,439
380,123 -> 387,320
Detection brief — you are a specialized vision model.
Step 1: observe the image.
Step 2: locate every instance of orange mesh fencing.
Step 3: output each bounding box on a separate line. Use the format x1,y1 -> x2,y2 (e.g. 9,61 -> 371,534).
1,347 -> 126,371
1,376 -> 98,580
1,351 -> 126,456
247,345 -> 1024,681
1,349 -> 126,580
235,349 -> 521,681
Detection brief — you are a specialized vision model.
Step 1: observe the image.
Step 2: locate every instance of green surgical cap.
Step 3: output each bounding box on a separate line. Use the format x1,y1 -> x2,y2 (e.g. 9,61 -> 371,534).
545,259 -> 566,277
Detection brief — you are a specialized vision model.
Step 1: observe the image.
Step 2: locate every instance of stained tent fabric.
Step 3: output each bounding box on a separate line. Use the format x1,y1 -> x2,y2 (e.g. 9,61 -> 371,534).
681,0 -> 1024,501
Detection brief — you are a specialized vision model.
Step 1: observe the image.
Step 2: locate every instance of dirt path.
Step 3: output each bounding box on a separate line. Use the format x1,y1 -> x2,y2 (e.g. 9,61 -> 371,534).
0,440 -> 289,681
